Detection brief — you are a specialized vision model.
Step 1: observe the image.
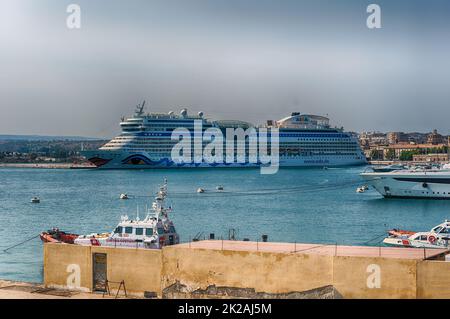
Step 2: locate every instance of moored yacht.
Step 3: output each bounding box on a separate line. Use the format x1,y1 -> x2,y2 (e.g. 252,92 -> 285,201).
361,165 -> 450,199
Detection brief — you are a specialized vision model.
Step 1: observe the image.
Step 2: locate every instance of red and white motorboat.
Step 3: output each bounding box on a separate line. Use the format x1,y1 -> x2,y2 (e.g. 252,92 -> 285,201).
383,220 -> 450,248
40,228 -> 79,244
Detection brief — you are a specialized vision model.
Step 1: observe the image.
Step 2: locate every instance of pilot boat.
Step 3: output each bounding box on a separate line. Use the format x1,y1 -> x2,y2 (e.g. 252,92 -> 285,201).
74,179 -> 180,249
383,220 -> 450,248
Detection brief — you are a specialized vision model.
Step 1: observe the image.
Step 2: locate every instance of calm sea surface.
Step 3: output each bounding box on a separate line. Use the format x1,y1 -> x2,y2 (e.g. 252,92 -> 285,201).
1,166 -> 449,283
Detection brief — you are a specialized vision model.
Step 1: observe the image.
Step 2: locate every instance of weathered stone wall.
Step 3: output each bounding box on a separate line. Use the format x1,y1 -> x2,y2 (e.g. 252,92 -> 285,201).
417,260 -> 450,298
43,244 -> 162,297
44,243 -> 92,292
43,243 -> 450,299
333,256 -> 417,299
161,246 -> 334,295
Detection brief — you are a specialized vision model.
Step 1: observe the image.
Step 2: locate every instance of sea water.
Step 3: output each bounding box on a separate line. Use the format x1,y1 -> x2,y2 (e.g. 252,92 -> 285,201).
0,166 -> 449,283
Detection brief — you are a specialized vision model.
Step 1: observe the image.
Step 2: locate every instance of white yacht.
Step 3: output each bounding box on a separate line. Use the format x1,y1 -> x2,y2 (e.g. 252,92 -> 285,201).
81,101 -> 366,169
361,165 -> 450,199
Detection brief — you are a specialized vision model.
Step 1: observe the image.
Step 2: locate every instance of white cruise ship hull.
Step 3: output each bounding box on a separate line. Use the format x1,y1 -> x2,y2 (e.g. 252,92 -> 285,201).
361,171 -> 450,199
81,150 -> 366,169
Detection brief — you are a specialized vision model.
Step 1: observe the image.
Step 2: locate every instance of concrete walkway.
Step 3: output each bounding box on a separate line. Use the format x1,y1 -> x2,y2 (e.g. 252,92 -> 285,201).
177,240 -> 448,260
0,280 -> 125,299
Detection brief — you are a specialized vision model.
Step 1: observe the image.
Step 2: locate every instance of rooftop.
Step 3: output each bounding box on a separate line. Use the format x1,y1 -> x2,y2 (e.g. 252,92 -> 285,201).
175,240 -> 449,260
387,143 -> 447,149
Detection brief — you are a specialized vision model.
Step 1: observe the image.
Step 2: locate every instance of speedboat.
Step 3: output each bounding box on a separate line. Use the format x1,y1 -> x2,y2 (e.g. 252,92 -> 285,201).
356,187 -> 365,193
31,197 -> 40,203
74,179 -> 179,249
216,185 -> 224,191
361,166 -> 450,199
120,193 -> 129,200
383,220 -> 450,248
197,188 -> 205,193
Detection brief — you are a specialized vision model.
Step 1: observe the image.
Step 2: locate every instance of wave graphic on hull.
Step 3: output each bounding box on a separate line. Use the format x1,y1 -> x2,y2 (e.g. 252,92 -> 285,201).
120,154 -> 265,168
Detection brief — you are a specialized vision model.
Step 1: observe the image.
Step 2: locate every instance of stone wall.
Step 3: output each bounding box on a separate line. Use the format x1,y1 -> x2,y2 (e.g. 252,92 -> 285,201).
43,243 -> 450,299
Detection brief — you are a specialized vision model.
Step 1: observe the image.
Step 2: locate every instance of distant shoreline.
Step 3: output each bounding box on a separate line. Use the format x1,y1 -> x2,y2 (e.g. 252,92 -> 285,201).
0,163 -> 96,169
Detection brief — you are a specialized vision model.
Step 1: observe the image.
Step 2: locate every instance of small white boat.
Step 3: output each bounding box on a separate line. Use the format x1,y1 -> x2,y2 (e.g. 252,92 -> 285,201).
120,193 -> 129,200
383,220 -> 450,248
197,188 -> 205,193
356,187 -> 365,193
31,197 -> 40,203
216,185 -> 224,191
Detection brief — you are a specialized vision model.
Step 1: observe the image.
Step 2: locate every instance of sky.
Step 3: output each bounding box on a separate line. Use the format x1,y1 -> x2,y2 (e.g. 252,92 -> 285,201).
0,0 -> 450,138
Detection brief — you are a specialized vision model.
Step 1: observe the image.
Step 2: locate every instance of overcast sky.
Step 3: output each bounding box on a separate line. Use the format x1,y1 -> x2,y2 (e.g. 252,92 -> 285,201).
1,0 -> 449,138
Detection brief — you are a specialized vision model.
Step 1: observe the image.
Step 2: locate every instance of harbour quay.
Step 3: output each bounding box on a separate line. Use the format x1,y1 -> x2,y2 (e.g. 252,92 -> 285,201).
43,240 -> 450,299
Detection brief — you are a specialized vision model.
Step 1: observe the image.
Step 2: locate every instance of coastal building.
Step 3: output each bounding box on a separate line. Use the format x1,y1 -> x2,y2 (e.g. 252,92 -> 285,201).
387,132 -> 408,144
385,143 -> 447,160
412,153 -> 449,163
361,129 -> 449,162
427,129 -> 445,145
363,142 -> 448,162
406,132 -> 429,145
358,132 -> 387,148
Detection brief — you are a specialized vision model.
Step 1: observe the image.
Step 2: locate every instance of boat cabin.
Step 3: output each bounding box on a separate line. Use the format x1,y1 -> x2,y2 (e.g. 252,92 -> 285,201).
112,217 -> 177,239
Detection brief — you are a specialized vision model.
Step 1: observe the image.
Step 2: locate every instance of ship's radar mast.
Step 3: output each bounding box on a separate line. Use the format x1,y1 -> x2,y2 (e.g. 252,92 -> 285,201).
135,100 -> 146,116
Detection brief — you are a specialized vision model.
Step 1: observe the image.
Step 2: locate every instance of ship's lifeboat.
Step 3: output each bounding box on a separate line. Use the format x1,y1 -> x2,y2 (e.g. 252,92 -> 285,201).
40,228 -> 79,244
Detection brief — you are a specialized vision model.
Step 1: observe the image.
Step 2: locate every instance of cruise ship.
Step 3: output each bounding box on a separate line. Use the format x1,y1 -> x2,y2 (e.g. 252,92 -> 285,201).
81,101 -> 367,169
